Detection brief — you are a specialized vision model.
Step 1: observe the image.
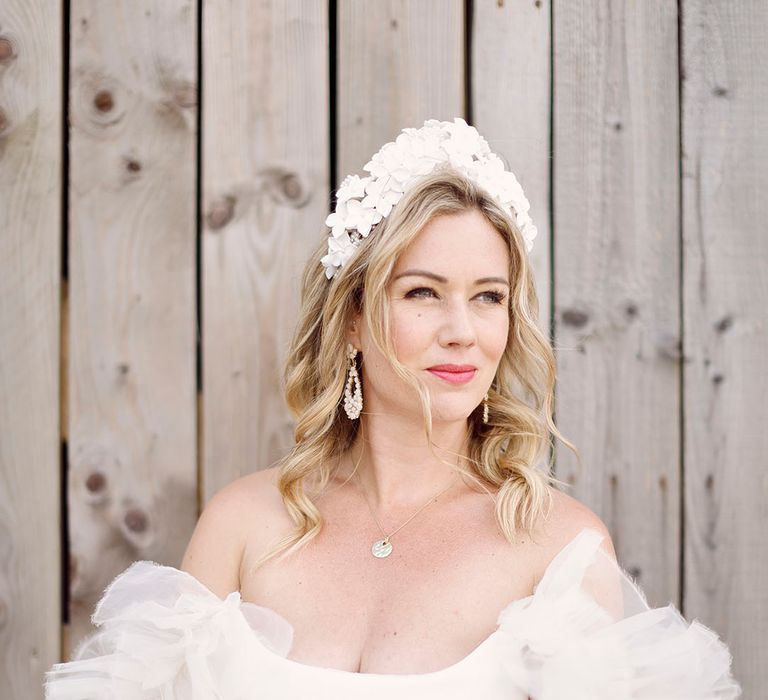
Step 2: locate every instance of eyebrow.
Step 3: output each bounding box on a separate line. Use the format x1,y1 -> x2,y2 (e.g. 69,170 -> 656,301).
392,269 -> 510,286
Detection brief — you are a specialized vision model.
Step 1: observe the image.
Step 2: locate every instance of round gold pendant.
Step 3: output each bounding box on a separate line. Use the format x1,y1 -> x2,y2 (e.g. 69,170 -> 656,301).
372,538 -> 393,558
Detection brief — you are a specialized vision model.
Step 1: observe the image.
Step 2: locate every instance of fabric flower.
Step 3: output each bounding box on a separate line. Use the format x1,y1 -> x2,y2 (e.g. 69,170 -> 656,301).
322,117 -> 539,278
336,174 -> 369,203
324,200 -> 350,239
361,175 -> 402,218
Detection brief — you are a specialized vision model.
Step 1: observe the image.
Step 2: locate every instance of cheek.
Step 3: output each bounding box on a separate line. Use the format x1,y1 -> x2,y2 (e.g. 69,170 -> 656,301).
390,308 -> 431,357
485,316 -> 510,359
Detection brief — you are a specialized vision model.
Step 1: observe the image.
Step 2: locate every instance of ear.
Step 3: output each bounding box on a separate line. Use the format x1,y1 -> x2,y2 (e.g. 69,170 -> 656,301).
346,312 -> 362,351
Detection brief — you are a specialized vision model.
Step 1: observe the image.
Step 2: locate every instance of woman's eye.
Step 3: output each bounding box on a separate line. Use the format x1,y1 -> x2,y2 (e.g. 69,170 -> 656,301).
478,291 -> 506,304
404,288 -> 506,304
405,287 -> 437,299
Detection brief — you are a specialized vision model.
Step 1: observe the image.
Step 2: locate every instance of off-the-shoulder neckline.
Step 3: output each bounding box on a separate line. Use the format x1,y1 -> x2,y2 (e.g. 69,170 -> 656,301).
135,525 -> 606,680
241,526 -> 605,679
250,618 -> 503,681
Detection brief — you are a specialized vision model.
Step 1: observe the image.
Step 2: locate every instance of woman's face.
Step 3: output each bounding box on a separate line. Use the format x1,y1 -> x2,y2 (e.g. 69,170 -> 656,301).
351,208 -> 511,425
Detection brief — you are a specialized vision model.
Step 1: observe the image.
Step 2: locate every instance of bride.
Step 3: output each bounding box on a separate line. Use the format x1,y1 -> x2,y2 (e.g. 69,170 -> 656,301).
183,164 -> 604,676
45,118 -> 740,698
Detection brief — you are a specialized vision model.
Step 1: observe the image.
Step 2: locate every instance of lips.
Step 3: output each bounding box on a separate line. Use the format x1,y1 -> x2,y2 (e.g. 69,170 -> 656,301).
428,364 -> 476,372
426,364 -> 477,385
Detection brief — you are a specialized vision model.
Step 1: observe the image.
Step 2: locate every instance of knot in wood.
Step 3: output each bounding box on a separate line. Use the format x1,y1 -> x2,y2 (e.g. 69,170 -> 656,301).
207,195 -> 236,230
0,36 -> 16,63
261,167 -> 310,208
173,84 -> 197,108
124,508 -> 149,533
279,172 -> 303,202
561,308 -> 589,327
94,89 -> 114,113
715,315 -> 733,333
85,470 -> 107,493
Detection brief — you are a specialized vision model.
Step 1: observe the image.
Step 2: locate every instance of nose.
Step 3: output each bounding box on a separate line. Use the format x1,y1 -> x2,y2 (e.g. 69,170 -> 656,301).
438,298 -> 477,348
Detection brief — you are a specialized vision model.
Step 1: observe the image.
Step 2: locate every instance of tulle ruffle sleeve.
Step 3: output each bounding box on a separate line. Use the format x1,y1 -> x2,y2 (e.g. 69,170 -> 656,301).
495,528 -> 741,699
44,560 -> 293,699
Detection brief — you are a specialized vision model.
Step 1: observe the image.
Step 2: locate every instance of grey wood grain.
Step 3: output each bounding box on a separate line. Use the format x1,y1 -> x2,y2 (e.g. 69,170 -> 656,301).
0,1 -> 63,695
682,1 -> 768,694
553,1 -> 682,608
67,0 -> 198,657
201,1 -> 329,497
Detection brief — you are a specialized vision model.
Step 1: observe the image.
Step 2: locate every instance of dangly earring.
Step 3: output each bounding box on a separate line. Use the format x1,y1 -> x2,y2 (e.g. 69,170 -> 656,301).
343,343 -> 363,419
482,392 -> 489,424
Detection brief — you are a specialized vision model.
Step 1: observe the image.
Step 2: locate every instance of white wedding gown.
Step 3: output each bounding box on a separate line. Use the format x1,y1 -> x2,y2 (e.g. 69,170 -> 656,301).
44,527 -> 741,699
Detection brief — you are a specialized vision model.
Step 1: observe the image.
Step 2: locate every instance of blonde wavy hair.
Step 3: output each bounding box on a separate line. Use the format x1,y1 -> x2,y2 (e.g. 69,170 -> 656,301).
252,165 -> 578,570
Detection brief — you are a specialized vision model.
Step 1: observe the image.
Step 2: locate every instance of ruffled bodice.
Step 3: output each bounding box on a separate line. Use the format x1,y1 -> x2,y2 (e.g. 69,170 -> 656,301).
44,527 -> 741,699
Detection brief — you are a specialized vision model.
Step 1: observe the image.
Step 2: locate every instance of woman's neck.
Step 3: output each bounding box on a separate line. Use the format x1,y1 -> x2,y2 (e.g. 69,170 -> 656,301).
343,412 -> 471,509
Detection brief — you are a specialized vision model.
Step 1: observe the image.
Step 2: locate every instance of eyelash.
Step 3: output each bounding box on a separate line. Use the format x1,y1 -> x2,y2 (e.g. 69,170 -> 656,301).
404,287 -> 506,304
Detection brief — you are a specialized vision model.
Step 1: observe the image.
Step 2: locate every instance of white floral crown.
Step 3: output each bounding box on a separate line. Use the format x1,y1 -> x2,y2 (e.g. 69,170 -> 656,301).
320,117 -> 538,279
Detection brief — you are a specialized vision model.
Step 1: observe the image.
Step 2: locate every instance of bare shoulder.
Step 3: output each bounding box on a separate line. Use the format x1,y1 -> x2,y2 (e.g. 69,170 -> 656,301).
238,466 -> 295,536
233,465 -> 286,511
180,467 -> 287,598
532,486 -> 617,570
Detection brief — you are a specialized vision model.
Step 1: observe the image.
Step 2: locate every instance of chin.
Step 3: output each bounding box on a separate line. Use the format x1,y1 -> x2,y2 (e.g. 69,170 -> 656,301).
428,401 -> 478,425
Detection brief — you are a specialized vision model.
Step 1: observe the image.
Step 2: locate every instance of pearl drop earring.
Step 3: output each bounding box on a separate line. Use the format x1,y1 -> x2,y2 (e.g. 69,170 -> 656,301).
343,343 -> 363,419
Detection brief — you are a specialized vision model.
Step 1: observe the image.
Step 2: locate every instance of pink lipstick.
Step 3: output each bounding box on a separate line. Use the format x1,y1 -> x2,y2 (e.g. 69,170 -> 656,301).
426,364 -> 477,385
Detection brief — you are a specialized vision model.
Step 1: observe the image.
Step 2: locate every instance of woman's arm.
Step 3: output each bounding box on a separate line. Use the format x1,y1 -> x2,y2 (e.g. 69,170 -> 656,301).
181,478 -> 249,598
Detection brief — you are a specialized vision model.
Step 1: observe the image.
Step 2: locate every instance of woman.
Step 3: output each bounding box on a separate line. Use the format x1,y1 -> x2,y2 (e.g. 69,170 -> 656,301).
45,118 -> 740,698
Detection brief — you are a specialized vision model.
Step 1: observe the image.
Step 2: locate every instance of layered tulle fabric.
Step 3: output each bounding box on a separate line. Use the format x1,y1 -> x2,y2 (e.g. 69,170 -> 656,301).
44,527 -> 741,699
495,528 -> 742,699
44,561 -> 294,699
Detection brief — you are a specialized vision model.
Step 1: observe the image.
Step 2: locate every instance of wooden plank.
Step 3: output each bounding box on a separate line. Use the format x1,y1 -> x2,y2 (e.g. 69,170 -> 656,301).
553,1 -> 681,606
0,2 -> 62,695
201,1 -> 329,497
337,0 -> 464,177
67,0 -> 198,654
472,0 -> 552,345
681,1 -> 768,693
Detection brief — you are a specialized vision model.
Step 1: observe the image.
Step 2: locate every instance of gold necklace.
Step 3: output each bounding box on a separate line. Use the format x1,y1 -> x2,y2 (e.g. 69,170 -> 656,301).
354,468 -> 460,558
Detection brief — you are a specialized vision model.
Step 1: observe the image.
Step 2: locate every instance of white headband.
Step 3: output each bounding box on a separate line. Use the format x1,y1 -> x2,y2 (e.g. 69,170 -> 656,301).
321,117 -> 537,279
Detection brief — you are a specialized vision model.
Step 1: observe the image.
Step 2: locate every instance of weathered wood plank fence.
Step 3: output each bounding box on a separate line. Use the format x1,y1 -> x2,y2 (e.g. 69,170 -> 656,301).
0,1 -> 764,697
